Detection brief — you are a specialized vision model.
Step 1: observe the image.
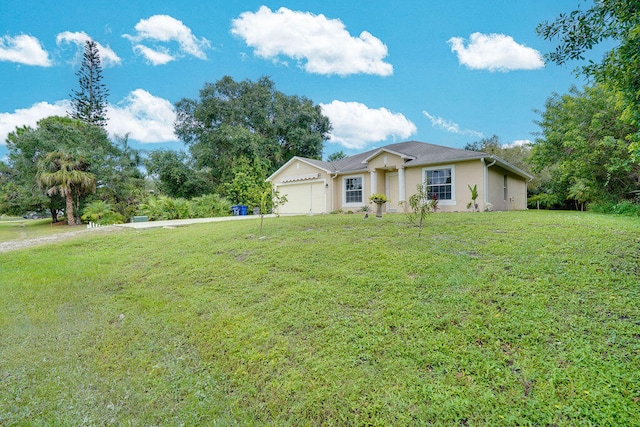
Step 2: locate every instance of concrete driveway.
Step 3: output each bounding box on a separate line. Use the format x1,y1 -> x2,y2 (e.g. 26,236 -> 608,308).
115,214 -> 277,229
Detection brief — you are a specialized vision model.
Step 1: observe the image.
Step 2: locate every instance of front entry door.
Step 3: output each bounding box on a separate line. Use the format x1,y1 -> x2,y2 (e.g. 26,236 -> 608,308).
386,172 -> 399,212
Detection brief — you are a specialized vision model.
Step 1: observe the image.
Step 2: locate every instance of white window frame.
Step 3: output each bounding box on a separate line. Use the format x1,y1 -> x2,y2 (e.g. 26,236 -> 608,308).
423,165 -> 456,206
342,175 -> 364,206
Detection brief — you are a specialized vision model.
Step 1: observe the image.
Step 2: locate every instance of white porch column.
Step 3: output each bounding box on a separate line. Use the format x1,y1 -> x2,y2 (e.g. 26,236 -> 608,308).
398,166 -> 406,203
370,170 -> 377,195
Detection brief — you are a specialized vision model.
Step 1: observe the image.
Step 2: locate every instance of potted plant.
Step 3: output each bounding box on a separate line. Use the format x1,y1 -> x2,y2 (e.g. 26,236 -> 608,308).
369,193 -> 388,218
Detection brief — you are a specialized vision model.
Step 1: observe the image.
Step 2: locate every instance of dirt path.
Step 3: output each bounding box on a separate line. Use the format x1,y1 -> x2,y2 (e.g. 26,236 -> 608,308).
0,214 -> 278,253
0,226 -> 122,253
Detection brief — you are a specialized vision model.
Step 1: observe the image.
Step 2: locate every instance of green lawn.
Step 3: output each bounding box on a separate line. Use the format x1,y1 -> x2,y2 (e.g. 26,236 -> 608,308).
0,217 -> 60,242
1,211 -> 639,425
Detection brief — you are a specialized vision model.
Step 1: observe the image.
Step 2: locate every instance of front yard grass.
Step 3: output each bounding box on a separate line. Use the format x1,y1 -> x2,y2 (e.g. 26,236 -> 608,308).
1,211 -> 639,425
0,217 -> 59,242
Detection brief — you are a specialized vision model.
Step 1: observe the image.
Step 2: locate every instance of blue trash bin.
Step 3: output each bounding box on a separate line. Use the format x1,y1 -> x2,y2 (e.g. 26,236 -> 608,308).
239,205 -> 248,216
231,205 -> 240,216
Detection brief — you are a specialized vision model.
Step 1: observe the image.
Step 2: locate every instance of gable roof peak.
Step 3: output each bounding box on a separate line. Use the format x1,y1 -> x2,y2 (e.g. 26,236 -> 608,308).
361,146 -> 417,164
266,155 -> 334,182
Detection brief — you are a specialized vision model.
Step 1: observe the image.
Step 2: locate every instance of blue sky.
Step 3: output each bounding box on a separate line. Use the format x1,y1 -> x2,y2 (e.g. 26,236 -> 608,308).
0,1 -> 596,162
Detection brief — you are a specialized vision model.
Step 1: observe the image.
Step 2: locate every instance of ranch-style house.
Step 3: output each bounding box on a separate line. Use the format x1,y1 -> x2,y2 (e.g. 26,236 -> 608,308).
267,141 -> 533,215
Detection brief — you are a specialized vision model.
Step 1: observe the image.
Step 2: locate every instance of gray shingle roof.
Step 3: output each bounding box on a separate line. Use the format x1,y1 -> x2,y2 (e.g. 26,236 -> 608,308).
323,141 -> 486,173
299,157 -> 335,172
270,140 -> 533,182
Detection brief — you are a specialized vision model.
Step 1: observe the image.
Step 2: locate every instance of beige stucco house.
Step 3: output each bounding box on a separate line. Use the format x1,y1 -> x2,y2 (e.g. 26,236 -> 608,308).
267,141 -> 533,215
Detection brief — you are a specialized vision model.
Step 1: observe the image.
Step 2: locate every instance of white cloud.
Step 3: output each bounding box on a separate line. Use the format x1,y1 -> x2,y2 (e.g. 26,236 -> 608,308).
56,31 -> 121,67
505,139 -> 532,148
448,32 -> 544,72
423,111 -> 484,138
320,101 -> 416,149
107,89 -> 177,143
231,6 -> 393,76
1,91 -> 177,145
0,101 -> 69,144
0,34 -> 52,67
132,44 -> 175,65
124,15 -> 210,63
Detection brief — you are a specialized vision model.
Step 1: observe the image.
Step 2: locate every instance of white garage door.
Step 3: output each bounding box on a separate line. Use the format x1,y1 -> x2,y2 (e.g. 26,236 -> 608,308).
277,181 -> 325,214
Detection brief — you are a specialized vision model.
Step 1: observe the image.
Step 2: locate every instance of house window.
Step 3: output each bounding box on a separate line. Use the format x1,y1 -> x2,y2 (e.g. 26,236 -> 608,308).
424,167 -> 454,201
344,176 -> 363,204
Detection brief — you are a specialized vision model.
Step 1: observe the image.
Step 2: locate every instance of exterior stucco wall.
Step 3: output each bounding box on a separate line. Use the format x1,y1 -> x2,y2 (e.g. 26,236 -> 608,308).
449,161 -> 485,212
508,175 -> 528,210
403,160 -> 485,212
403,166 -> 423,195
270,159 -> 332,214
333,172 -> 371,212
486,165 -> 528,211
367,152 -> 403,170
269,160 -> 329,185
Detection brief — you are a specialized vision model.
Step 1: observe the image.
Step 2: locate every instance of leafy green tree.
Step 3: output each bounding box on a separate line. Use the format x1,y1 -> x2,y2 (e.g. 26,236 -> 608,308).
144,150 -> 215,199
1,40 -> 145,221
531,84 -> 639,207
465,135 -> 545,194
537,1 -> 640,156
2,116 -> 142,220
174,75 -> 331,186
70,40 -> 109,128
0,161 -> 29,216
68,41 -> 147,217
327,151 -> 347,162
220,158 -> 271,207
4,117 -> 97,218
527,192 -> 562,210
36,151 -> 96,225
567,178 -> 596,211
464,135 -> 501,153
465,135 -> 531,172
98,134 -> 147,220
537,1 -> 639,97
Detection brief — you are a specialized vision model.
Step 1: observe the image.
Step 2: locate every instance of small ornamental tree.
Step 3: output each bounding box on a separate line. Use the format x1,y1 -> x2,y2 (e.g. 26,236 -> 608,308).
407,183 -> 438,237
259,188 -> 287,234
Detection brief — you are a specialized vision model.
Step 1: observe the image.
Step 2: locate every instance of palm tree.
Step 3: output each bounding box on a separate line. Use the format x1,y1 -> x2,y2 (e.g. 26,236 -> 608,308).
36,151 -> 96,225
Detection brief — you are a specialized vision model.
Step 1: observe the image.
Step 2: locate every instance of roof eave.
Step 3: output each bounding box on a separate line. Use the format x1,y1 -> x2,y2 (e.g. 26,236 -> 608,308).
403,154 -> 486,169
266,156 -> 334,182
488,155 -> 534,180
361,148 -> 417,164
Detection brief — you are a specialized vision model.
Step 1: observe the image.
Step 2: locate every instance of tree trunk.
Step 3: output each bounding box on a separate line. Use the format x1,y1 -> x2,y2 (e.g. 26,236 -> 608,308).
66,192 -> 75,226
49,208 -> 58,223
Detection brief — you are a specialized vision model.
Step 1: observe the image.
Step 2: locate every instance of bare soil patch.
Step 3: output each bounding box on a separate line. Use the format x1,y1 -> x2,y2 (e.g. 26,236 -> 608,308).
0,226 -> 123,253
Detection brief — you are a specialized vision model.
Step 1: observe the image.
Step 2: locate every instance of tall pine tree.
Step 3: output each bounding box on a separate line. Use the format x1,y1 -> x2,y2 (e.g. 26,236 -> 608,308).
70,40 -> 109,128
